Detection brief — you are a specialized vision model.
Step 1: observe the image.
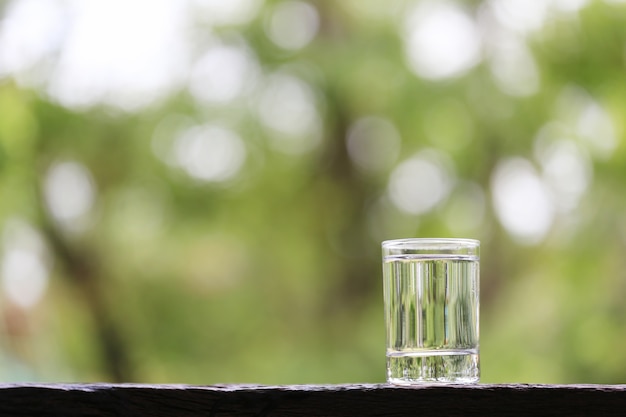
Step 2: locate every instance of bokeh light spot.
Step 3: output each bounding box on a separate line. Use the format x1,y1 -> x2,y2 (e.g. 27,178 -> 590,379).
1,219 -> 50,309
491,158 -> 554,245
257,72 -> 321,154
0,0 -> 65,79
1,249 -> 48,309
576,101 -> 617,160
266,1 -> 319,51
174,124 -> 246,183
189,41 -> 259,105
488,35 -> 540,97
43,161 -> 96,229
552,0 -> 590,13
192,0 -> 263,26
534,125 -> 593,213
46,0 -> 190,111
489,0 -> 549,34
388,150 -> 454,215
403,1 -> 482,80
555,87 -> 618,160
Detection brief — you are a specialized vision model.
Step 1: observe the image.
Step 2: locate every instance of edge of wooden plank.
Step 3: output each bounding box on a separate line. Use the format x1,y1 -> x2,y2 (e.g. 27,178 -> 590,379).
0,383 -> 624,391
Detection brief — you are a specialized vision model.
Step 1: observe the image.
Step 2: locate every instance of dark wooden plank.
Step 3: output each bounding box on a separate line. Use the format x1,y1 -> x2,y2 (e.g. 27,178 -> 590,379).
0,383 -> 624,417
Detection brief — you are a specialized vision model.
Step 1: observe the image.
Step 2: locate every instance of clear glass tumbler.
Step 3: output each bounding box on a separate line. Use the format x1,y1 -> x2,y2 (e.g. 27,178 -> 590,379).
382,238 -> 480,384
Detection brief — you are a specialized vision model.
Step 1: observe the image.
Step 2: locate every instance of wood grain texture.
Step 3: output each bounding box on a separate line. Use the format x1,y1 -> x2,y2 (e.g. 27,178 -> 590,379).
0,383 -> 624,417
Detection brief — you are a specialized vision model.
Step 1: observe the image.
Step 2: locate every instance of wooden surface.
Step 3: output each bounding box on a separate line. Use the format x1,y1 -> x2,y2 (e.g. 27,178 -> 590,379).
0,383 -> 625,416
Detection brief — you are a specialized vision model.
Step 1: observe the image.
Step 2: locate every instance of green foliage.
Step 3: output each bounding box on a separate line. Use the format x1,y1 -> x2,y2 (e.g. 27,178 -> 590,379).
1,0 -> 626,384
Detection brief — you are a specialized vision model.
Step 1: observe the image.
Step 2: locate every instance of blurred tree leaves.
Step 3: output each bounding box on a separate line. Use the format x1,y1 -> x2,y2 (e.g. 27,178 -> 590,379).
1,0 -> 626,384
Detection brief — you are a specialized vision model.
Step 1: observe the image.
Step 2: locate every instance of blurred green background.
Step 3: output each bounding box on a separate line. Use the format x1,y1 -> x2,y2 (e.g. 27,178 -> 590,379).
1,0 -> 626,384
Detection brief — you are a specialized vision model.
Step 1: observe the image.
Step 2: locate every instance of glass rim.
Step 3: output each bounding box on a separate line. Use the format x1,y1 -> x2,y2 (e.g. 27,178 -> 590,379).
382,238 -> 480,258
382,238 -> 479,248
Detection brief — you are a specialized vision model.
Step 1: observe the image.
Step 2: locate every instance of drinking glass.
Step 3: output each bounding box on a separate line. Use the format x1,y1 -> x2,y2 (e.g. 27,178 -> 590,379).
382,238 -> 480,384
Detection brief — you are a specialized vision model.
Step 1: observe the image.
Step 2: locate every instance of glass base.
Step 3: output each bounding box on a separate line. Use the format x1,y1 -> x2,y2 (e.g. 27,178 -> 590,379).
387,350 -> 479,384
